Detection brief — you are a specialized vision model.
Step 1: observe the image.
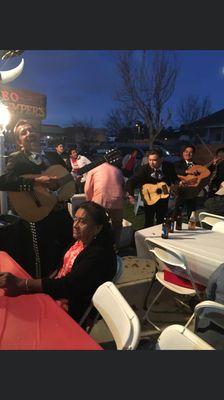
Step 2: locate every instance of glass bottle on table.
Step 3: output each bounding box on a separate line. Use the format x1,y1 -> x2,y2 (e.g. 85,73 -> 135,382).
175,207 -> 183,231
188,211 -> 196,230
168,214 -> 174,233
161,217 -> 169,239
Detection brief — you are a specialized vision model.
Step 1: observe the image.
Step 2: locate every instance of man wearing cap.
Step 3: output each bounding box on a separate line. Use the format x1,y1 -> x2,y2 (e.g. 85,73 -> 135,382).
0,119 -> 73,278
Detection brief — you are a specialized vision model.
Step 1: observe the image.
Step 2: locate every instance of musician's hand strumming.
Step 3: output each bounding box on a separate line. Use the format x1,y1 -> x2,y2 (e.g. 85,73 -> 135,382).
34,175 -> 59,191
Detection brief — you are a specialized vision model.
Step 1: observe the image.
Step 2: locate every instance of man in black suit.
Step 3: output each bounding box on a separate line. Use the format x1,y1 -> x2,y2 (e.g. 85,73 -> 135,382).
174,144 -> 197,219
126,149 -> 178,227
55,142 -> 70,166
0,120 -> 74,278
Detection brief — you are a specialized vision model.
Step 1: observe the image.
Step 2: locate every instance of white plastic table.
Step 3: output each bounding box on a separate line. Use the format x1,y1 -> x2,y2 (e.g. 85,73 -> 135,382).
135,223 -> 224,285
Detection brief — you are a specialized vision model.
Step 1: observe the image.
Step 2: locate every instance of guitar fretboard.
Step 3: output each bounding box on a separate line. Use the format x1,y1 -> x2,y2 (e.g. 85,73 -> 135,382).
78,156 -> 108,175
57,154 -> 113,187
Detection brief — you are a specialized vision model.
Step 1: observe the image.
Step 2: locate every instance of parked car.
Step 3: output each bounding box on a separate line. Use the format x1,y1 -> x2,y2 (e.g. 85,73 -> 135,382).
115,142 -> 181,163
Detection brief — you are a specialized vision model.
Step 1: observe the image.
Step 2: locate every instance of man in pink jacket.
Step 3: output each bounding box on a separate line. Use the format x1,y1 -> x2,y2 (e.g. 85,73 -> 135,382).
84,163 -> 125,250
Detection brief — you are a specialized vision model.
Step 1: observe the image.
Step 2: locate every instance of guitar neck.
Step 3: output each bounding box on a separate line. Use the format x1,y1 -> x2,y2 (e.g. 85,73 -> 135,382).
57,156 -> 108,187
78,157 -> 107,175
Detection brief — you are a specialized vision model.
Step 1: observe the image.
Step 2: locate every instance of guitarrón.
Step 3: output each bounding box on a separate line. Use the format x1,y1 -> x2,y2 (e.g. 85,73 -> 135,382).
8,149 -> 121,222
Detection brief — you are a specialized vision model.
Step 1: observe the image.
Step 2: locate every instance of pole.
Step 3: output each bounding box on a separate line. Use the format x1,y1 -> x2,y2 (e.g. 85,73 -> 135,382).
0,128 -> 8,214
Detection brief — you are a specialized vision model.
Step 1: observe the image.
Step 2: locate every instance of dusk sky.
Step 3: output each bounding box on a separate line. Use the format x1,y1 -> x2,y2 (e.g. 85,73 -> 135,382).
2,50 -> 224,128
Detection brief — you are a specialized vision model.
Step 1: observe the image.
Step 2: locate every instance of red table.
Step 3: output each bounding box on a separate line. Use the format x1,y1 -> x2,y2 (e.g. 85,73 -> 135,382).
0,251 -> 102,350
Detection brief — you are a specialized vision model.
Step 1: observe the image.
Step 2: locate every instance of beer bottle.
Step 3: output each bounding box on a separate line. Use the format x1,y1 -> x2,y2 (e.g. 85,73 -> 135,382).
168,216 -> 175,233
176,208 -> 183,231
188,211 -> 196,230
161,217 -> 169,239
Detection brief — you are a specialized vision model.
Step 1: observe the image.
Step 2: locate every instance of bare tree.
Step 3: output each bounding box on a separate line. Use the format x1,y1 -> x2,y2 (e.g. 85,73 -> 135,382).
71,118 -> 94,139
177,95 -> 212,125
104,106 -> 138,136
65,118 -> 98,151
115,51 -> 179,147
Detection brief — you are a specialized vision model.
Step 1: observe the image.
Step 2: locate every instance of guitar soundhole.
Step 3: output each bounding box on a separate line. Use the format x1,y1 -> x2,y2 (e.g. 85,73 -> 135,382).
156,188 -> 163,194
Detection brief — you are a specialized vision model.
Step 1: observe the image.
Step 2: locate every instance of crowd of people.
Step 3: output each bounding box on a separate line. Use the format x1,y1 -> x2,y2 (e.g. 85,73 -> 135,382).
0,118 -> 224,332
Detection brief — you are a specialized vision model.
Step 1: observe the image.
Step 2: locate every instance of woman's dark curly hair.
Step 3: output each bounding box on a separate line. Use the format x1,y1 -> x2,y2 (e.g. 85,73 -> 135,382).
73,201 -> 115,247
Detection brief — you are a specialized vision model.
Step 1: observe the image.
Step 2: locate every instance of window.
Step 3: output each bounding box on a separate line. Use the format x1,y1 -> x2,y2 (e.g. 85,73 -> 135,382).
209,127 -> 224,143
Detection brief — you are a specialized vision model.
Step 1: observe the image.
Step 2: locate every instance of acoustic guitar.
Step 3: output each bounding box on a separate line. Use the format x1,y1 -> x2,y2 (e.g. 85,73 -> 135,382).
8,149 -> 121,223
141,182 -> 170,206
177,164 -> 211,200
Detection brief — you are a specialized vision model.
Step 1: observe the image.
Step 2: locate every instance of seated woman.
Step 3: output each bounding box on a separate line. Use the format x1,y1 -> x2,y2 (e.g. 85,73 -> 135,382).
0,201 -> 117,323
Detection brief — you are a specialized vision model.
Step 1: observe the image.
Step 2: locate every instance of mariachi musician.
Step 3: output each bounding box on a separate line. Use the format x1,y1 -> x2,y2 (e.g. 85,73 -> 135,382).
207,147 -> 224,197
0,120 -> 74,278
126,148 -> 178,227
174,144 -> 199,219
203,148 -> 224,216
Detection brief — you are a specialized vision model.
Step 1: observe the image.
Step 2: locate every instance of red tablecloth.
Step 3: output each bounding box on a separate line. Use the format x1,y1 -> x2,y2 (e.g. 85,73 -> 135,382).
0,251 -> 102,350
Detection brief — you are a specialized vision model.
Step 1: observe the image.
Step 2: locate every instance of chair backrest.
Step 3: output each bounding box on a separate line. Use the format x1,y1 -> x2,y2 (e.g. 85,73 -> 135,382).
92,281 -> 141,350
156,324 -> 214,350
211,221 -> 224,233
199,211 -> 224,229
150,246 -> 201,298
193,300 -> 224,350
195,300 -> 224,330
150,247 -> 186,270
79,256 -> 124,329
134,192 -> 144,216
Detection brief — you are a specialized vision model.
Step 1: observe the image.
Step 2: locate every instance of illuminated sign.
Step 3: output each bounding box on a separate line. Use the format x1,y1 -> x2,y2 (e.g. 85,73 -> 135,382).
0,85 -> 47,119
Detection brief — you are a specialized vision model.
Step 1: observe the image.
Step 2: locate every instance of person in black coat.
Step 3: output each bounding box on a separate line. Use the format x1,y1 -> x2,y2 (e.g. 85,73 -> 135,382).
207,147 -> 224,196
174,144 -> 197,219
0,201 -> 117,323
203,148 -> 224,216
0,119 -> 74,278
126,149 -> 178,227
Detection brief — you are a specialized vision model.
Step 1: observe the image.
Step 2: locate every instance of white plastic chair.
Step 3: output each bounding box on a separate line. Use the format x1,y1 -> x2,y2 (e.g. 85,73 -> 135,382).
185,300 -> 224,349
134,192 -> 144,216
194,300 -> 224,329
155,324 -> 214,350
199,211 -> 224,229
211,221 -> 224,233
67,194 -> 87,218
79,256 -> 124,331
92,281 -> 141,350
143,246 -> 202,332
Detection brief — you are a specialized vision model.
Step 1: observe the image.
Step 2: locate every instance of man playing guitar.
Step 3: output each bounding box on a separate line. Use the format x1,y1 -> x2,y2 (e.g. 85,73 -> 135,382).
0,120 -> 74,278
207,147 -> 224,197
126,148 -> 178,227
174,144 -> 198,219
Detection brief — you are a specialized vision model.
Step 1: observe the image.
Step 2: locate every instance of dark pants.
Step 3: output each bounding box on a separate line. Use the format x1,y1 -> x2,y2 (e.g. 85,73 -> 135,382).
175,197 -> 196,220
19,208 -> 74,278
75,180 -> 85,194
144,198 -> 169,228
122,169 -> 133,178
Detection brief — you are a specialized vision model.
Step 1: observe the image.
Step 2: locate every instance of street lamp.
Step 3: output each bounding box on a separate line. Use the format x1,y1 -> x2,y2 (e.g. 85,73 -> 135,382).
0,102 -> 11,214
135,122 -> 141,135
